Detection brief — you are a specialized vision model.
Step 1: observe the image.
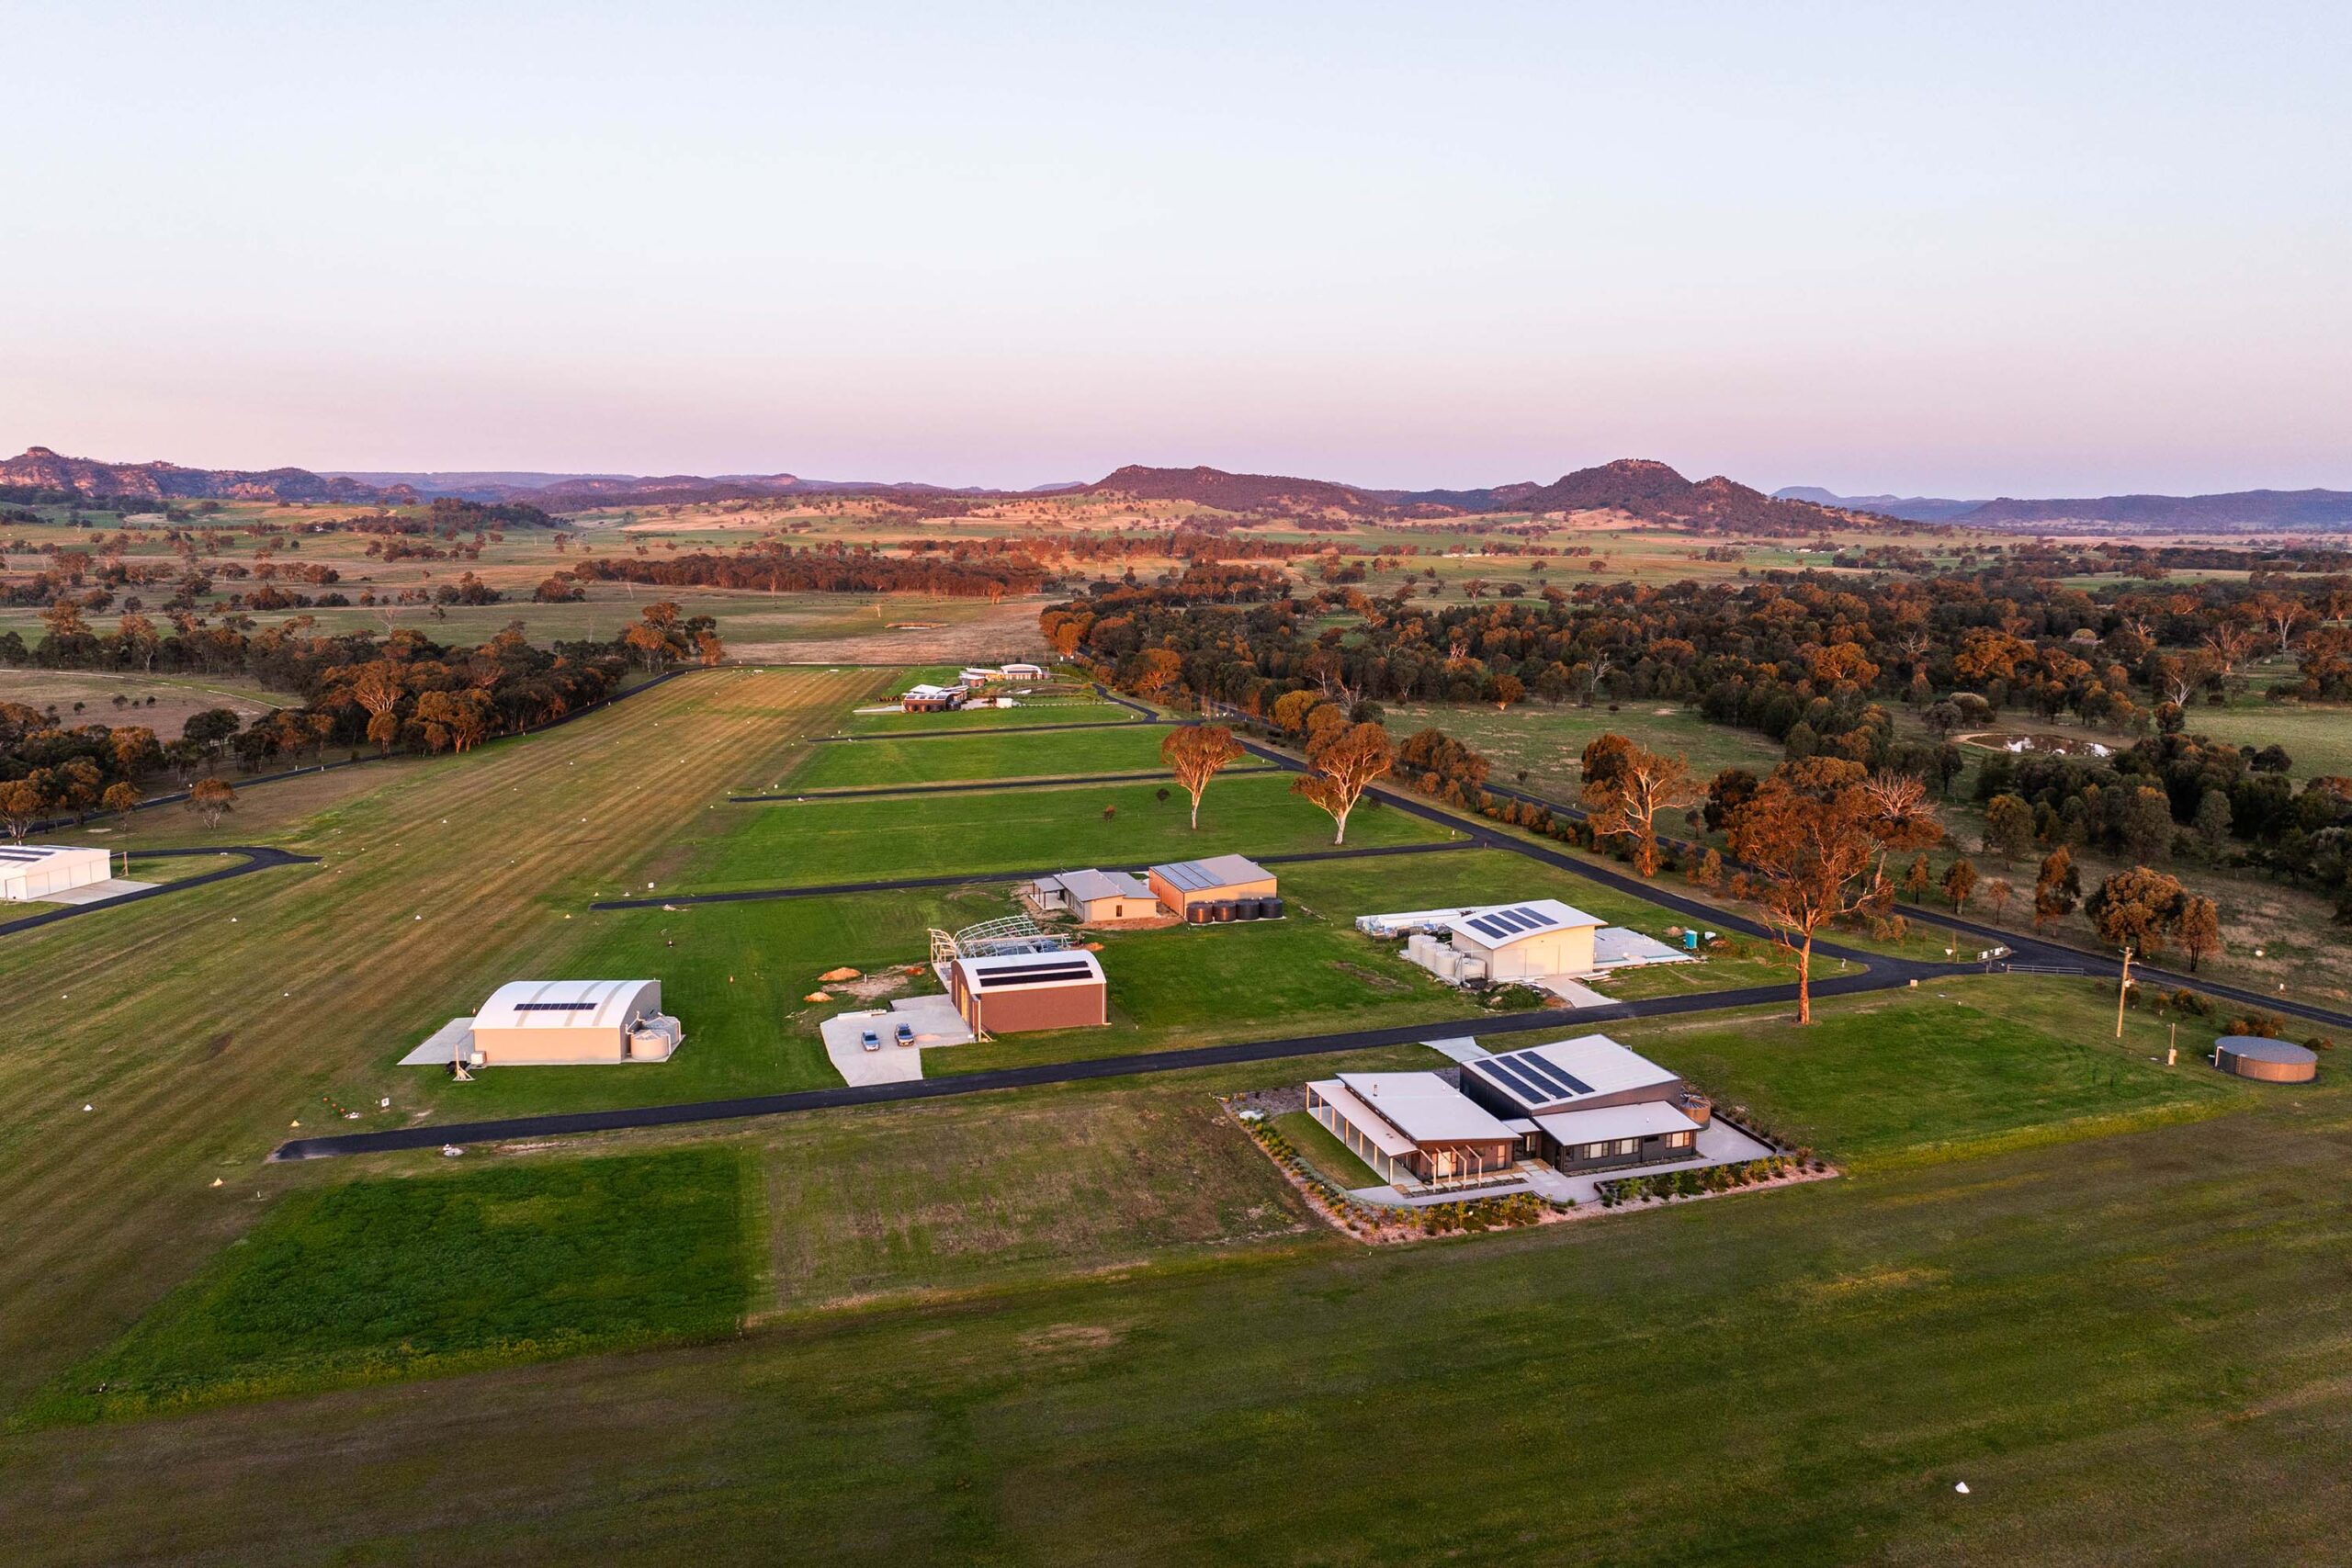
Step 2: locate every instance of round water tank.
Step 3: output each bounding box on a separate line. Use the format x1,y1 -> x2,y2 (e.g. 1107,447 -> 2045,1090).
1189,902 -> 1211,924
1262,897 -> 1284,919
1233,899 -> 1260,921
1213,900 -> 1236,922
2214,1035 -> 2318,1083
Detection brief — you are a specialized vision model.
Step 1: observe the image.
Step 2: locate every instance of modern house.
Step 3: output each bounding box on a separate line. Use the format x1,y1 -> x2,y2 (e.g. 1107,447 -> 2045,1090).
1028,868 -> 1159,922
1456,1034 -> 1704,1173
948,948 -> 1108,1034
1305,1071 -> 1520,1190
1148,853 -> 1279,921
0,843 -> 112,902
465,979 -> 683,1066
899,682 -> 968,713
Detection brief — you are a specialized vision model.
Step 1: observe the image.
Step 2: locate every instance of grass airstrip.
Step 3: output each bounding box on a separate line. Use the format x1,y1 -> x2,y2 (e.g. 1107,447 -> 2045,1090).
3,662 -> 2347,1565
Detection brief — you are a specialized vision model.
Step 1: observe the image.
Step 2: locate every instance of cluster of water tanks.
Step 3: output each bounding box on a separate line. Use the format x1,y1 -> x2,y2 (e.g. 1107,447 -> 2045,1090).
1186,897 -> 1284,923
1404,933 -> 1487,984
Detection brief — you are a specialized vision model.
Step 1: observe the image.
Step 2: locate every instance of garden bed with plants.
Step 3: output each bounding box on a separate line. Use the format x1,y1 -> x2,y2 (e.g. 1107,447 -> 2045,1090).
1227,1100 -> 1573,1245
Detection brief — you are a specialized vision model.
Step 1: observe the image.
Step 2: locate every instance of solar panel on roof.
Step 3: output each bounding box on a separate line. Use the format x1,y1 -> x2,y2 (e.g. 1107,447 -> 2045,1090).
1484,909 -> 1531,932
1474,1058 -> 1549,1103
1465,916 -> 1511,940
1503,1052 -> 1592,1098
974,963 -> 1097,988
1507,906 -> 1553,928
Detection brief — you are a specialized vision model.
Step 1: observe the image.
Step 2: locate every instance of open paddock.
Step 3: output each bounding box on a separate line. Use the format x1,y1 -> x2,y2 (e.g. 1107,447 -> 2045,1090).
685,771 -> 1456,891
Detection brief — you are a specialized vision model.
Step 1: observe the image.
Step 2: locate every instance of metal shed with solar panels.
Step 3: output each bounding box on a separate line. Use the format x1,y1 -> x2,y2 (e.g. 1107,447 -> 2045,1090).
949,948 -> 1109,1035
1458,1033 -> 1705,1173
1437,898 -> 1602,981
0,843 -> 111,902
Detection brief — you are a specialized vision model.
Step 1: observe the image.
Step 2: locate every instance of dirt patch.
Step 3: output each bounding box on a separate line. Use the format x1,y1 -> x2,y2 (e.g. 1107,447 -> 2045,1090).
1018,1323 -> 1125,1358
832,972 -> 910,1002
1329,961 -> 1410,993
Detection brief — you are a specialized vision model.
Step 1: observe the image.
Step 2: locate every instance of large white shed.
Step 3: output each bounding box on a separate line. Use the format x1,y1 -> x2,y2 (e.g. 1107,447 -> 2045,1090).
468,979 -> 679,1065
0,844 -> 112,902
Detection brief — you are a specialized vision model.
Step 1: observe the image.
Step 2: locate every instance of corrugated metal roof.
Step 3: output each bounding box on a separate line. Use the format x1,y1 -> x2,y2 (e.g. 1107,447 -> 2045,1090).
1532,1100 -> 1702,1144
956,949 -> 1104,990
475,979 -> 659,1031
1464,1032 -> 1679,1111
1052,868 -> 1153,902
1442,897 -> 1603,950
1333,1072 -> 1517,1144
1150,853 -> 1272,893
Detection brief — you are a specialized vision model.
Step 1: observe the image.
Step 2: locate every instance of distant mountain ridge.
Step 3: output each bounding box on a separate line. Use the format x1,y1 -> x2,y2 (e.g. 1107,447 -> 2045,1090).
1773,487 -> 1986,523
28,443 -> 2340,533
1779,483 -> 2352,530
2,446 -> 414,504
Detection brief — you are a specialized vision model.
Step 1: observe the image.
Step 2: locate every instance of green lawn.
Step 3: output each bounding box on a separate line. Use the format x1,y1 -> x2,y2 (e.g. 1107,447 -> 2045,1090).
18,1100 -> 2352,1563
689,772 -> 1457,890
1272,1109 -> 1383,1190
779,724 -> 1190,790
23,1149 -> 752,1425
838,697 -> 1133,735
1559,976 -> 2251,1169
391,886 -> 1001,1120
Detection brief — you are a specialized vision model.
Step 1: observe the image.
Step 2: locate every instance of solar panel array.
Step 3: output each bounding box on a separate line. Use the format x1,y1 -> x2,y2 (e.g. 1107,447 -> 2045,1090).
1471,1046 -> 1597,1107
0,847 -> 70,863
513,1000 -> 598,1012
1461,904 -> 1559,942
972,960 -> 1098,989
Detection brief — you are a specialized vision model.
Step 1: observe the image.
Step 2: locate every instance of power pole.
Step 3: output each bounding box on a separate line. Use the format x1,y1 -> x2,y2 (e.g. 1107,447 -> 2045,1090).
2114,946 -> 2134,1039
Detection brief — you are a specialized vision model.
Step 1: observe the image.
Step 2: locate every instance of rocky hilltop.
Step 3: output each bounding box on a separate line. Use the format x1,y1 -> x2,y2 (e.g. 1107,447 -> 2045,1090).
1,446 -> 415,504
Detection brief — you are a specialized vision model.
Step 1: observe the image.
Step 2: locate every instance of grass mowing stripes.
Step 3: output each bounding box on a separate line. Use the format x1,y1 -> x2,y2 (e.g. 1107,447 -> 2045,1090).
20,1148 -> 752,1427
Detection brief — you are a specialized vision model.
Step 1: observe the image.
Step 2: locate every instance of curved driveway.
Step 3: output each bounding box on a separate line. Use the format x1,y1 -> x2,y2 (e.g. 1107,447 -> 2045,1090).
0,846 -> 318,939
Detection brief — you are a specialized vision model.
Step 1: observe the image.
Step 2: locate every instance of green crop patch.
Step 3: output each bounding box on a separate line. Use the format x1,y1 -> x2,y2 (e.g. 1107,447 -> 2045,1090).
25,1149 -> 752,1426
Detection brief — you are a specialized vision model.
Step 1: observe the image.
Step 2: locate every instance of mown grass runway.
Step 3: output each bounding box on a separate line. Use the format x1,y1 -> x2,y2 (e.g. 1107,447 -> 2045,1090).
0,665 -> 886,1412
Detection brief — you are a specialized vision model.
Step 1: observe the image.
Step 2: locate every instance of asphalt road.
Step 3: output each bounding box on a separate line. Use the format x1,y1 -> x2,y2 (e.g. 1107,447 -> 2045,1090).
272,959 -> 1924,1161
269,684 -> 2352,1159
0,846 -> 319,938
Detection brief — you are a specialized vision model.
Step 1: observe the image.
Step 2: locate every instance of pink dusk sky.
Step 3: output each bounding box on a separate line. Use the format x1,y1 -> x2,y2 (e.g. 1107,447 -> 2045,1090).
6,2 -> 2347,497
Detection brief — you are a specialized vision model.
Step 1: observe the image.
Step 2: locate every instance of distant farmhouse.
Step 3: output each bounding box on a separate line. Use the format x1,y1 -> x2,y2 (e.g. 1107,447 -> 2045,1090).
899,682 -> 968,713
